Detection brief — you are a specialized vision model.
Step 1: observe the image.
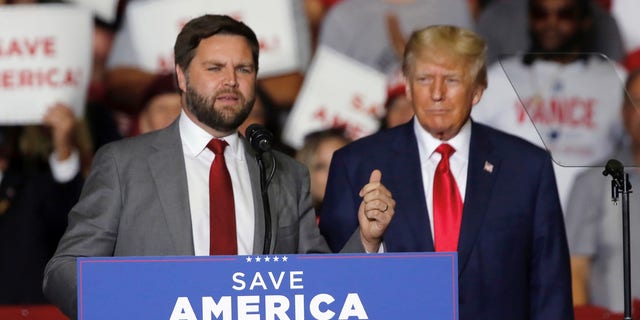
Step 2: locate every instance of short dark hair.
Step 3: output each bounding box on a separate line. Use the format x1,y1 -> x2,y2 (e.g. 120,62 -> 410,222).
528,0 -> 591,21
296,128 -> 351,168
173,14 -> 259,72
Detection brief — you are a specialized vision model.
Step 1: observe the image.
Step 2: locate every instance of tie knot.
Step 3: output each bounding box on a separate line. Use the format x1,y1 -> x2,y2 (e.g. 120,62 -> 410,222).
435,143 -> 455,159
207,139 -> 228,155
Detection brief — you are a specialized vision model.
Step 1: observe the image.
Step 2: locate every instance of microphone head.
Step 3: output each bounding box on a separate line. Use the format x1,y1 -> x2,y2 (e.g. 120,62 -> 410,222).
603,158 -> 624,181
245,123 -> 273,154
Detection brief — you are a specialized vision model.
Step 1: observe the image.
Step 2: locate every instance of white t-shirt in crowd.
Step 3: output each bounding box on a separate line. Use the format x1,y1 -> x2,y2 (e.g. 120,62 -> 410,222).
472,55 -> 627,211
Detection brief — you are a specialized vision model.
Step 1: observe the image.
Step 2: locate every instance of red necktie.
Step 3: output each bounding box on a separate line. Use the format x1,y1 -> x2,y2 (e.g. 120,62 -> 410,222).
433,143 -> 463,252
207,139 -> 237,255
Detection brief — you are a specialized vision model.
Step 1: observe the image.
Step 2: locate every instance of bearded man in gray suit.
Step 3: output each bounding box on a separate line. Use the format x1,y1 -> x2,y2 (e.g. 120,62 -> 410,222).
43,14 -> 395,319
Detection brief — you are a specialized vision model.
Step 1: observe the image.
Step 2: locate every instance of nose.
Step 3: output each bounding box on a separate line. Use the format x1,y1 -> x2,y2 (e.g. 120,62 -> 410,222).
431,79 -> 444,101
223,68 -> 238,88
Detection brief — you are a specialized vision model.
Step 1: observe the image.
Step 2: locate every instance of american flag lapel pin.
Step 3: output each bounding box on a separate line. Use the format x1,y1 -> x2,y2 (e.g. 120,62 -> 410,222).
483,161 -> 494,173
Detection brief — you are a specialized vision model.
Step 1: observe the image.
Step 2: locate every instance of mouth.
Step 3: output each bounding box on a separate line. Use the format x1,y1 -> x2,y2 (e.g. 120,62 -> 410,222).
216,94 -> 239,102
427,108 -> 450,115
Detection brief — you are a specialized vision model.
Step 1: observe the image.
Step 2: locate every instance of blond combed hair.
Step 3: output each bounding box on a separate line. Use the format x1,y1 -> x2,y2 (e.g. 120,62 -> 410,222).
402,25 -> 488,88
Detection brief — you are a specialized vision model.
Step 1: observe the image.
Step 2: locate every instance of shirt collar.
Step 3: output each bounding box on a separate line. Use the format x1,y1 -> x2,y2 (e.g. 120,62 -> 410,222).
413,117 -> 471,160
178,109 -> 244,160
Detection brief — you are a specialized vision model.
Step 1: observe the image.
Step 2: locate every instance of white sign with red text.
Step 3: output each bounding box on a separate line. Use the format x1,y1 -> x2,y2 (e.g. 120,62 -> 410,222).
126,0 -> 303,77
0,5 -> 92,124
282,46 -> 386,149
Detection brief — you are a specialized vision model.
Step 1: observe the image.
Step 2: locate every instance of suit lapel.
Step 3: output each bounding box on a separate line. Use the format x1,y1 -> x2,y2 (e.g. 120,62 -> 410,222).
148,121 -> 195,255
457,122 -> 500,275
386,123 -> 435,252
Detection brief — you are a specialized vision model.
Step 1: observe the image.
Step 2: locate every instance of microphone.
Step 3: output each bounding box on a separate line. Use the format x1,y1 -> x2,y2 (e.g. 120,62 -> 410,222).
603,158 -> 626,203
244,123 -> 275,254
603,159 -> 624,184
245,124 -> 273,154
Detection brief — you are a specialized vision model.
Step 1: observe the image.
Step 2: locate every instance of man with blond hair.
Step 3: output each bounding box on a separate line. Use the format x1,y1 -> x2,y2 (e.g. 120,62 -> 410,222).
320,25 -> 574,319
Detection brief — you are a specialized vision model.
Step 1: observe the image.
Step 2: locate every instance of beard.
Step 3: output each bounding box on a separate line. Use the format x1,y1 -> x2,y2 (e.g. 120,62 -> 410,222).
185,79 -> 255,133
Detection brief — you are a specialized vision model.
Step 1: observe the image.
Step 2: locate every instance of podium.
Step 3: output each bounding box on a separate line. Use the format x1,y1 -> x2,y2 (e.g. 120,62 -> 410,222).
78,252 -> 458,319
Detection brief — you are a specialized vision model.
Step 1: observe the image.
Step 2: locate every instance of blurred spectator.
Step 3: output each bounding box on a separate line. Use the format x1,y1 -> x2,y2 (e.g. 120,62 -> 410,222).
126,73 -> 180,137
468,0 -> 494,21
85,11 -> 123,151
0,105 -> 85,304
296,128 -> 350,216
476,0 -> 625,65
318,0 -> 473,77
304,0 -> 341,50
565,69 -> 640,313
19,104 -> 94,177
472,0 -> 626,210
382,83 -> 414,129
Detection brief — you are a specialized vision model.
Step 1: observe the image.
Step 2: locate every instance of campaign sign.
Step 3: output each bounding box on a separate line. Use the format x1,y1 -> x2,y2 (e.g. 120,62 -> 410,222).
126,0 -> 304,77
282,46 -> 386,149
78,252 -> 458,320
0,4 -> 92,124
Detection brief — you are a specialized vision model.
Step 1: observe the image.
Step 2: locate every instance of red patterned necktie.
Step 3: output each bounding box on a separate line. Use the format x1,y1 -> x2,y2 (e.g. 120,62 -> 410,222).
207,139 -> 237,255
433,143 -> 463,252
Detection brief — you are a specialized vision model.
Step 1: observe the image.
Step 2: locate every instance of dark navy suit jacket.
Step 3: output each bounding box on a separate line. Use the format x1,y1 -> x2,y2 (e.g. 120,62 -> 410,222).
320,120 -> 574,320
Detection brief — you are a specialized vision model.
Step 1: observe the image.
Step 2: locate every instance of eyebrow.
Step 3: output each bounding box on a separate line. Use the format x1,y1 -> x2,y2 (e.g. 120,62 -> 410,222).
236,63 -> 256,70
201,60 -> 255,70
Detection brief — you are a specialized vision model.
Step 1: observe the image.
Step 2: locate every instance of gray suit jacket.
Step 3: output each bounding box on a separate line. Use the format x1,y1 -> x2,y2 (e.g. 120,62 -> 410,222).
43,119 -> 334,318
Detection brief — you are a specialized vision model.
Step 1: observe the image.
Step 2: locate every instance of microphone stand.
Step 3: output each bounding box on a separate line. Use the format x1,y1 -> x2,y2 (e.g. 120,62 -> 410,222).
246,124 -> 276,255
256,151 -> 274,255
603,160 -> 633,320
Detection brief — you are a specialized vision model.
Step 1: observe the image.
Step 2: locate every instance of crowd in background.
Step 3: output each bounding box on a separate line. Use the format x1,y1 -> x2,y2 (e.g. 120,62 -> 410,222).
1,0 -> 639,318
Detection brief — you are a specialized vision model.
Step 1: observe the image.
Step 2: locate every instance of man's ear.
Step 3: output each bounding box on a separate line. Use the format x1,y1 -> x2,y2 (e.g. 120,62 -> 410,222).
404,78 -> 413,102
471,85 -> 485,106
176,65 -> 187,93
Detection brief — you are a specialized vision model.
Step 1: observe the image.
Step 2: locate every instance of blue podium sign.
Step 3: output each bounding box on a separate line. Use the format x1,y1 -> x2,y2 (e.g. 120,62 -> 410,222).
78,252 -> 457,319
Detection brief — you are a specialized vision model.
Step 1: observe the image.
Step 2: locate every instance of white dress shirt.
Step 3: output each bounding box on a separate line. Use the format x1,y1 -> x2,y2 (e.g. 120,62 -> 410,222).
414,117 -> 471,240
179,111 -> 255,255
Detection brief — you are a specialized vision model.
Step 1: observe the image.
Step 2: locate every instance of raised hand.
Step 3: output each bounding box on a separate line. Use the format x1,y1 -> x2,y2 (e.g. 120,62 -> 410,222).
358,169 -> 395,252
43,103 -> 76,161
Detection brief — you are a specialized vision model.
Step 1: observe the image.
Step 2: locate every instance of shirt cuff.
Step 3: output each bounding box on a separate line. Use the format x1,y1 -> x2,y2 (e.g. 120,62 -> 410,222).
49,149 -> 80,183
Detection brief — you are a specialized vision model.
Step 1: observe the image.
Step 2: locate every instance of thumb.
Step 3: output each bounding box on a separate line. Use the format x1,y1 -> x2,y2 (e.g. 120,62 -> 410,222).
360,169 -> 383,197
369,169 -> 382,183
